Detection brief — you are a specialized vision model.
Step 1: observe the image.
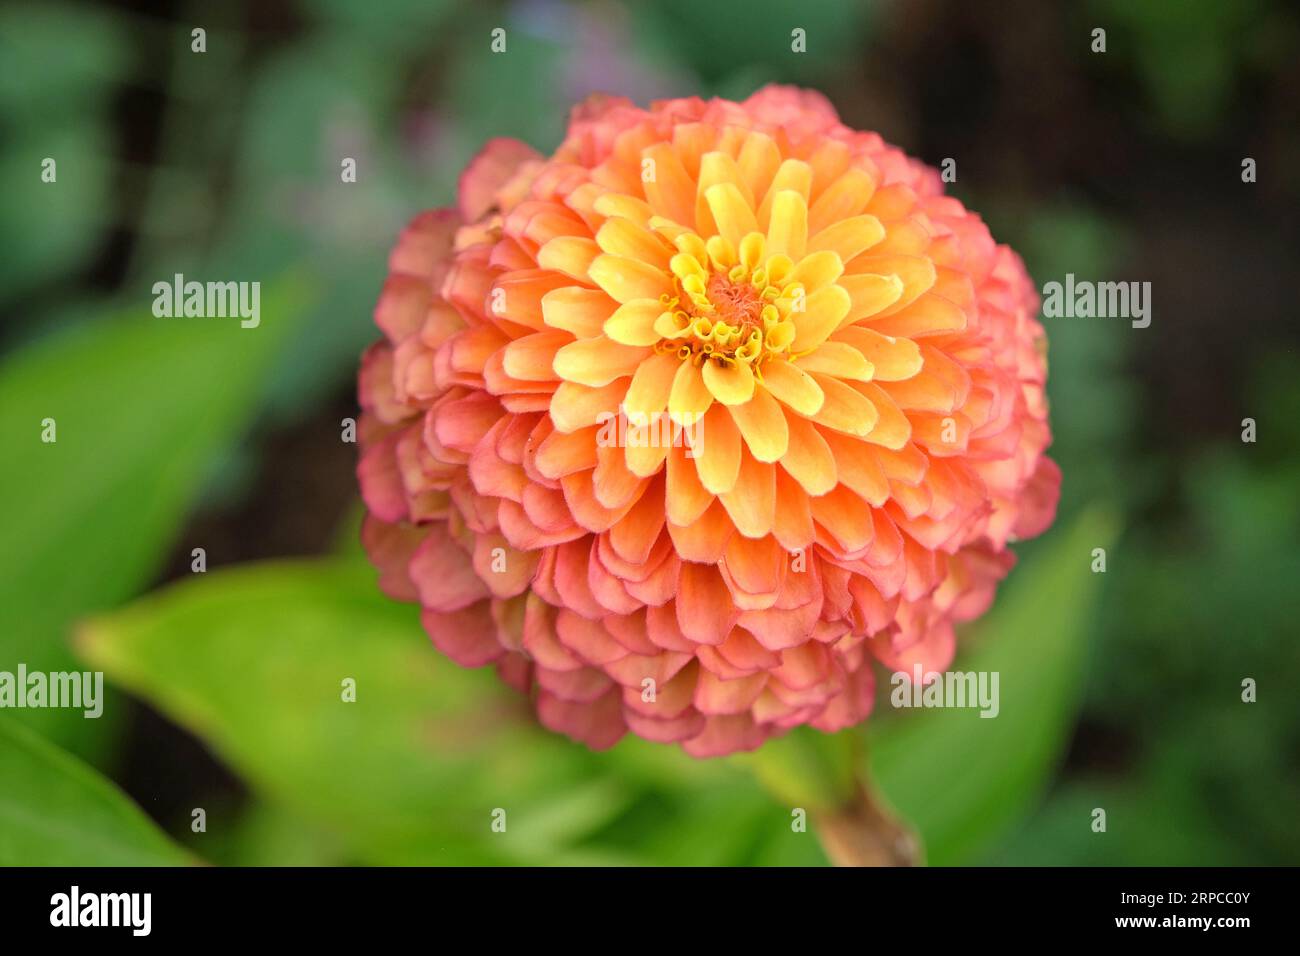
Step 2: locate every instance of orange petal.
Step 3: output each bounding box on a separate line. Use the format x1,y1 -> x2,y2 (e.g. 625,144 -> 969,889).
502,330 -> 569,381
808,214 -> 885,262
553,336 -> 648,387
641,143 -> 697,227
728,386 -> 788,462
806,372 -> 879,436
668,499 -> 733,563
855,382 -> 912,449
666,442 -> 714,526
870,291 -> 966,338
719,451 -> 776,538
693,403 -> 741,494
808,167 -> 875,234
588,254 -> 673,303
831,326 -> 922,380
772,468 -> 816,551
780,410 -> 837,495
822,429 -> 891,505
541,287 -> 617,338
537,236 -> 600,279
760,359 -> 825,416
550,379 -> 626,432
677,562 -> 740,646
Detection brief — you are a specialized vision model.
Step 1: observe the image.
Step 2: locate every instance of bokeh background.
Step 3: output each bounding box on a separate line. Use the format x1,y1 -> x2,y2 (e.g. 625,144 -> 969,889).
2,0 -> 1298,866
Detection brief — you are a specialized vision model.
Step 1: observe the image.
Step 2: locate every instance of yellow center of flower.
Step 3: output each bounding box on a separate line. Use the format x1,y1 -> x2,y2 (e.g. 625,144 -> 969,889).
650,224 -> 804,376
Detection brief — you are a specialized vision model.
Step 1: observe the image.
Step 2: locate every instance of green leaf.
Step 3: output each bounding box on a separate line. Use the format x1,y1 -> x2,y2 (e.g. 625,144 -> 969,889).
867,507 -> 1118,864
0,279 -> 310,751
0,717 -> 190,866
77,559 -> 630,865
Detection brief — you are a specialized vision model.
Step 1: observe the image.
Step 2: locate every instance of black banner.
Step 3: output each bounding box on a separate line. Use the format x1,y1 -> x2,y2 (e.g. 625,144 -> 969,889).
0,867 -> 1289,941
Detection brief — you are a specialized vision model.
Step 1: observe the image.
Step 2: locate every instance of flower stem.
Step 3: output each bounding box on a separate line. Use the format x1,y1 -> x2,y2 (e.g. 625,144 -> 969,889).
745,727 -> 922,866
812,779 -> 922,867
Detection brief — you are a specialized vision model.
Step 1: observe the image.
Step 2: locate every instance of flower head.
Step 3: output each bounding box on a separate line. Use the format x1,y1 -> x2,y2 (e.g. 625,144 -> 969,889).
357,86 -> 1060,756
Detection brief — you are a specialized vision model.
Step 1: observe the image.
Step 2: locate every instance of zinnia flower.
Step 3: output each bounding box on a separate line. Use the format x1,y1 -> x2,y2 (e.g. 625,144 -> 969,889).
357,86 -> 1060,757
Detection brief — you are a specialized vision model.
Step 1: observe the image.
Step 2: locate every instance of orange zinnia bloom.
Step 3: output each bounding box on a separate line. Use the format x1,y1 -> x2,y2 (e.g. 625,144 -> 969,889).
358,86 -> 1060,756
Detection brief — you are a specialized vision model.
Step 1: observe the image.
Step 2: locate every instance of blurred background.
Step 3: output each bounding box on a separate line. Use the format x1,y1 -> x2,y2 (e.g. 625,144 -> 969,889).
1,0 -> 1298,866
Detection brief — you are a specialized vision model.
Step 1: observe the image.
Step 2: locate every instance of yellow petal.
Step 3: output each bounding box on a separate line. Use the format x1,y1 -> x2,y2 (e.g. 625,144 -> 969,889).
757,158 -> 813,230
595,218 -> 671,269
604,299 -> 665,346
701,357 -> 756,406
765,190 -> 808,261
807,214 -> 885,263
790,284 -> 851,353
668,359 -> 714,425
654,310 -> 692,339
704,181 -> 759,250
624,351 -> 680,419
851,254 -> 936,315
727,386 -> 788,462
553,335 -> 647,387
789,250 -> 844,293
793,341 -> 874,381
588,254 -> 673,304
837,272 -> 904,326
696,151 -> 754,237
759,359 -> 824,416
592,193 -> 654,226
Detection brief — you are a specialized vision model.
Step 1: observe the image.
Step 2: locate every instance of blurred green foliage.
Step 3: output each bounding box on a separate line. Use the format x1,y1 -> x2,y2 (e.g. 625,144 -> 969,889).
0,281 -> 311,756
0,719 -> 189,866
